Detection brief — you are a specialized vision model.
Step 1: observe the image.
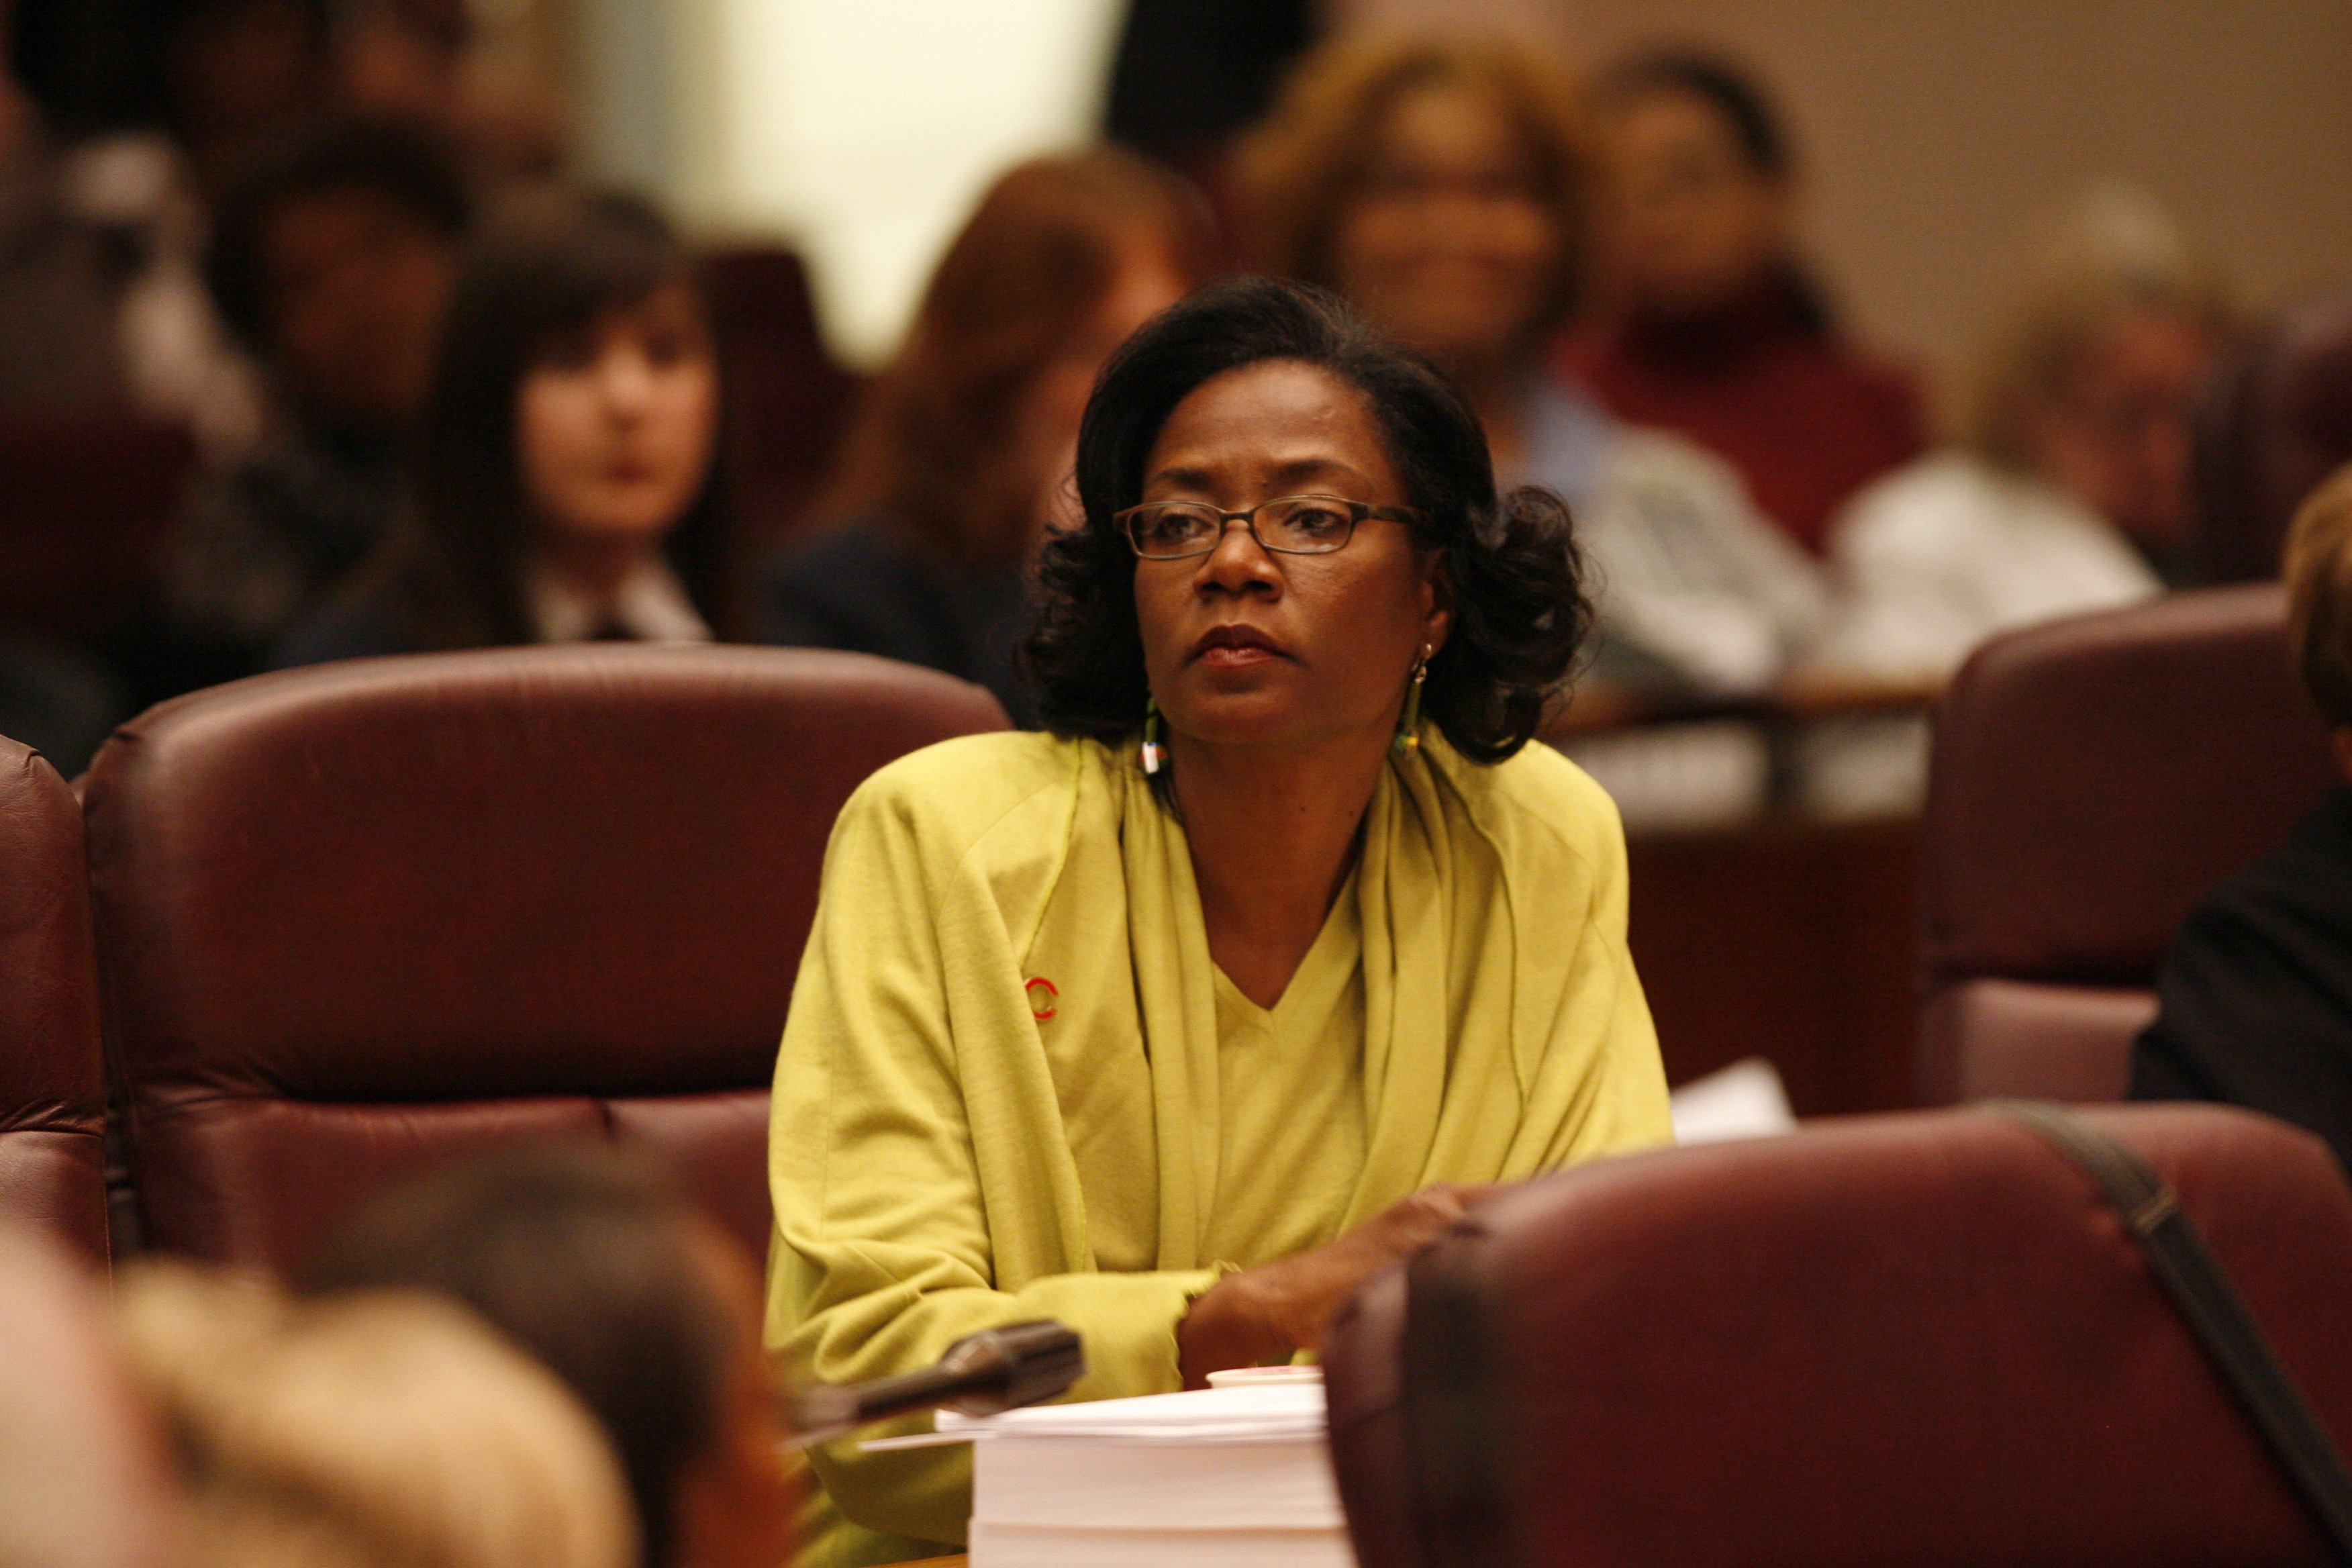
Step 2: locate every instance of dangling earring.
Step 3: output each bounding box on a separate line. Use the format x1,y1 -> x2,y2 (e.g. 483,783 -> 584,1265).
1393,645 -> 1430,756
1140,693 -> 1166,775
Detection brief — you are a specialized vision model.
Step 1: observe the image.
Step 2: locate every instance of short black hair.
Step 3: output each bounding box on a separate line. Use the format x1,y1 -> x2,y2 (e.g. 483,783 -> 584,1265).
1022,275 -> 1591,764
205,117 -> 472,350
1598,50 -> 1790,179
295,1143 -> 732,1568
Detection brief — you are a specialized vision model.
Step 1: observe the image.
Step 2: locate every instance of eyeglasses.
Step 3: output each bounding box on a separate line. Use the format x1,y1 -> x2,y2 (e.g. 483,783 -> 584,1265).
1115,495 -> 1423,560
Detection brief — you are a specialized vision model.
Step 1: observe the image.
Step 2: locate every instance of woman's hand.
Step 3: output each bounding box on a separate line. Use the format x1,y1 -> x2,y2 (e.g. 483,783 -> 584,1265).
1176,1184 -> 1486,1388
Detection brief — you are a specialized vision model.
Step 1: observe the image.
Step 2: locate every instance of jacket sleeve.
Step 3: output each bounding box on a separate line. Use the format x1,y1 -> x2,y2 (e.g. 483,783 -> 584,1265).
765,777 -> 1223,1549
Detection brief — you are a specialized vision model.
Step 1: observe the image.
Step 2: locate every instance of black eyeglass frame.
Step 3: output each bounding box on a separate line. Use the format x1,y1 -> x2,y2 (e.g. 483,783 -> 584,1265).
1113,494 -> 1426,560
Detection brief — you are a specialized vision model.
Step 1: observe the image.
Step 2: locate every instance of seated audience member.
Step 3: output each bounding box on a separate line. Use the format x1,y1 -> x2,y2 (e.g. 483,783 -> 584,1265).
113,1263 -> 636,1568
296,1145 -> 797,1568
330,0 -> 567,184
1563,51 -> 1924,554
2133,464 -> 2352,1169
1234,34 -> 1822,707
168,121 -> 470,679
769,279 -> 1671,1565
761,150 -> 1211,726
276,188 -> 728,665
1815,187 -> 2228,684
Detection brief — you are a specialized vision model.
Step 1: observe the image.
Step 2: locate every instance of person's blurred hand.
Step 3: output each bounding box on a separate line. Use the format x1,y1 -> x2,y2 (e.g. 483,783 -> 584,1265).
1176,1184 -> 1489,1387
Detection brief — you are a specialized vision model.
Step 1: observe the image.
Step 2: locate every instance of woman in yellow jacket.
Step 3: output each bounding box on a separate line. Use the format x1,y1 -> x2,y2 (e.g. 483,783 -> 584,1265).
767,276 -> 1671,1565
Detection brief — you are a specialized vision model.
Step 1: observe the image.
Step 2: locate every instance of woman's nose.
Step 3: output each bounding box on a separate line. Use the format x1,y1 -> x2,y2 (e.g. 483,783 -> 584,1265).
1194,515 -> 1281,593
596,349 -> 659,416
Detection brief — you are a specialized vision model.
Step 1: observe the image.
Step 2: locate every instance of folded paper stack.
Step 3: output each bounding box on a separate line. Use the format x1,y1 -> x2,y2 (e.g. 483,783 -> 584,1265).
904,1380 -> 1353,1568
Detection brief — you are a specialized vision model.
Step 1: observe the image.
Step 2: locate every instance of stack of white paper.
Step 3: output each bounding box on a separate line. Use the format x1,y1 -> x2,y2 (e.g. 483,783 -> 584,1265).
916,1381 -> 1353,1568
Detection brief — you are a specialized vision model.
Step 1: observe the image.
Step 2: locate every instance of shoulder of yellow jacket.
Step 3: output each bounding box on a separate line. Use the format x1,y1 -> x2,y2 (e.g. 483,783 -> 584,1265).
840,729 -> 1084,862
1446,739 -> 1626,881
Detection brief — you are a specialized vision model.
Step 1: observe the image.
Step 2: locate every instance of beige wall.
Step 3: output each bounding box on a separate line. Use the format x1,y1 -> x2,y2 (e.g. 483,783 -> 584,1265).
1341,0 -> 2352,428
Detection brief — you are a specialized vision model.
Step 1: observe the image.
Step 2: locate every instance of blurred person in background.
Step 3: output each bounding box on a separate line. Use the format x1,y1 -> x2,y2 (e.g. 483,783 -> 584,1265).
1815,187 -> 2227,685
2132,463 -> 2352,1171
332,0 -> 565,185
1567,51 -> 1924,555
1234,33 -> 1821,828
760,148 -> 1213,726
1796,187 -> 2228,818
115,1263 -> 637,1568
167,119 -> 469,682
299,1146 -> 796,1568
277,188 -> 731,665
0,1227 -> 176,1568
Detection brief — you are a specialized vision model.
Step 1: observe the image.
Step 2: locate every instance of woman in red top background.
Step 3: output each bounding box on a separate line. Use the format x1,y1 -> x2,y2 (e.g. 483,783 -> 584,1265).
1559,51 -> 1924,555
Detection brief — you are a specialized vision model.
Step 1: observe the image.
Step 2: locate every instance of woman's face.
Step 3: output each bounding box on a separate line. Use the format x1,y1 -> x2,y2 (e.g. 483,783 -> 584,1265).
1332,83 -> 1562,369
516,283 -> 719,550
2026,305 -> 2219,552
1595,86 -> 1787,318
1132,359 -> 1451,752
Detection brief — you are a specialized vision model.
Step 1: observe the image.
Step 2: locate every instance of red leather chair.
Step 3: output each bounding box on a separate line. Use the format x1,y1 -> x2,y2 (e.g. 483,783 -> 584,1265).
2193,292 -> 2352,585
81,646 -> 1006,1269
0,737 -> 108,1262
1324,1104 -> 2352,1568
1918,585 -> 2337,1104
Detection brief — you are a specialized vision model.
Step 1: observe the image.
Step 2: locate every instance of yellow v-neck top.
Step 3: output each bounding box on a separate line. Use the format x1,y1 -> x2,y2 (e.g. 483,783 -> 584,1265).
1201,879 -> 1366,1267
767,730 -> 1671,1567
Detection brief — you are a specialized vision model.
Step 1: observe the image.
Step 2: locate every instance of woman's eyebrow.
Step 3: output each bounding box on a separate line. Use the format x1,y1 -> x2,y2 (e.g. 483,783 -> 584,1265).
1143,455 -> 1376,492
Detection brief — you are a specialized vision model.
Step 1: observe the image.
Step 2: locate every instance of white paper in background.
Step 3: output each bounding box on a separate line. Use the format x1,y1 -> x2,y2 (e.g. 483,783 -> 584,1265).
692,0 -> 1126,369
1669,1056 -> 1798,1144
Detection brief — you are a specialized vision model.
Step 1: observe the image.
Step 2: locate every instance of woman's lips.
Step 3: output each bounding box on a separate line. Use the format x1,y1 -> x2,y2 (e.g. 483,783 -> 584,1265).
1191,625 -> 1289,668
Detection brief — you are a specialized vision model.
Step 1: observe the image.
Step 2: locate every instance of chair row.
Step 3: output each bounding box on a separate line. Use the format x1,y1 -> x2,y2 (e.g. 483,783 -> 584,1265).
5,582 -> 2336,1267
0,645 -> 1008,1270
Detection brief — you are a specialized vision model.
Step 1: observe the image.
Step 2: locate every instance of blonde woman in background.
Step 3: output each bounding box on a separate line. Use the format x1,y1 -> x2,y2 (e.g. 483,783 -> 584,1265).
113,1265 -> 638,1568
1794,187 -> 2233,818
1817,186 -> 2231,685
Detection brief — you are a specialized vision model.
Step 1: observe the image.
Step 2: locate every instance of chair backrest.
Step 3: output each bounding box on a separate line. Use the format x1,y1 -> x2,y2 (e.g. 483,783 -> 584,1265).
81,646 -> 1006,1271
1324,1104 -> 2352,1568
0,737 -> 108,1263
1918,585 -> 2337,1103
2194,292 -> 2352,585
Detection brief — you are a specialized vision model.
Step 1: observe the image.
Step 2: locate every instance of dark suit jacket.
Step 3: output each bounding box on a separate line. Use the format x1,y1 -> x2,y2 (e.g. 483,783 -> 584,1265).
2133,787 -> 2352,1173
760,518 -> 1036,727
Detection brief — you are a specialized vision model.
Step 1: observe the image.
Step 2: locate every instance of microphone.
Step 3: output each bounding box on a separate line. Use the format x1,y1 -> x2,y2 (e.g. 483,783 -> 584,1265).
788,1320 -> 1084,1447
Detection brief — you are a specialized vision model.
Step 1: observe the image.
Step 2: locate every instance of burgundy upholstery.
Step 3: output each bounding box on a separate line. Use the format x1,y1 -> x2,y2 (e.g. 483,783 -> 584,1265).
1918,585 -> 2337,1103
0,738 -> 108,1261
1325,1104 -> 2352,1568
82,646 -> 1006,1270
2194,293 -> 2352,585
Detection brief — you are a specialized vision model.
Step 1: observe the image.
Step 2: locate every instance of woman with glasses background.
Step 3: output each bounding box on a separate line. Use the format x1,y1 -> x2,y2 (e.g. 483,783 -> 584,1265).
765,277 -> 1670,1568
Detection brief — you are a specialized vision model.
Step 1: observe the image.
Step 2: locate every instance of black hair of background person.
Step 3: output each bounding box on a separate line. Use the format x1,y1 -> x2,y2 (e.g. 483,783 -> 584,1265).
11,0 -> 330,138
296,1144 -> 733,1568
11,0 -> 172,136
205,117 -> 472,355
1104,0 -> 1316,171
1022,275 -> 1591,763
300,187 -> 735,655
1591,48 -> 1834,336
